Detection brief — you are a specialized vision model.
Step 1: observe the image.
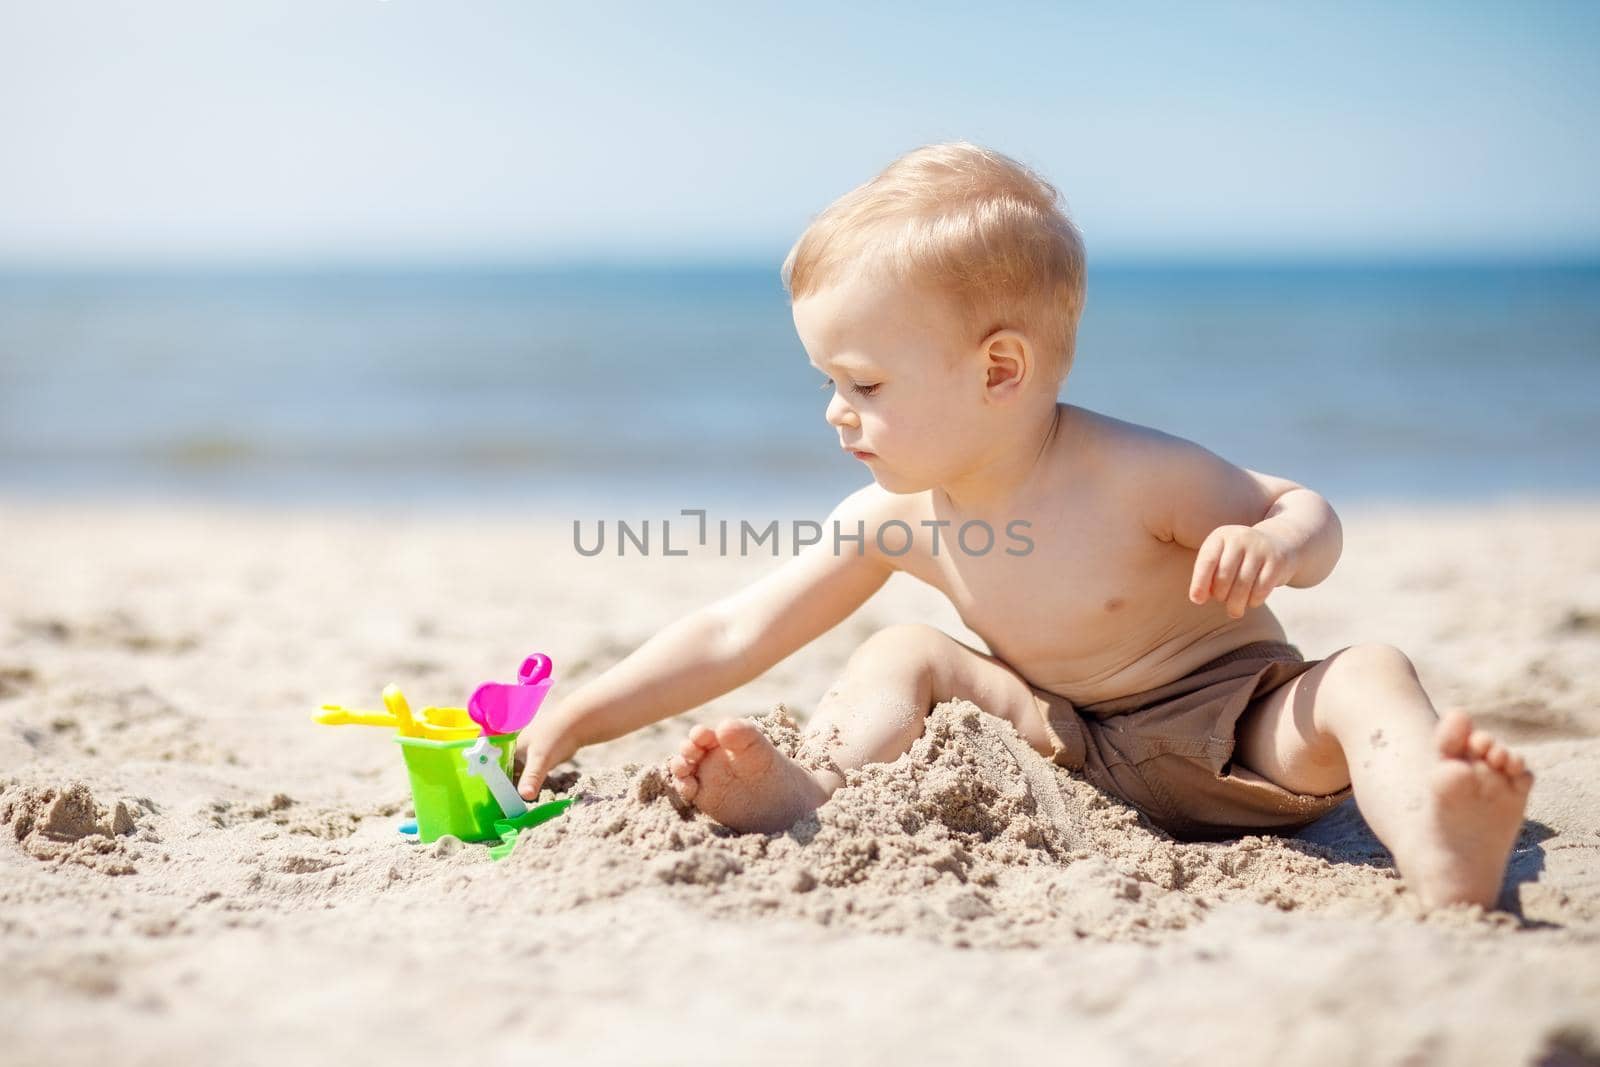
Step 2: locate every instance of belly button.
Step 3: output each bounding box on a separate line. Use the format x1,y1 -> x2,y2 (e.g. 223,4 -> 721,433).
1103,597 -> 1124,612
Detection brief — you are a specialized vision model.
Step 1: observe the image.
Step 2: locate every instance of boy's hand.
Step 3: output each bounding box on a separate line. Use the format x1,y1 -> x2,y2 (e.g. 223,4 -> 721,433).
1188,524 -> 1298,618
513,707 -> 581,801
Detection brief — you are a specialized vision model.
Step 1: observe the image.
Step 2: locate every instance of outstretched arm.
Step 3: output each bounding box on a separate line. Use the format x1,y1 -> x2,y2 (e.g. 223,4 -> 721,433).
515,488 -> 896,798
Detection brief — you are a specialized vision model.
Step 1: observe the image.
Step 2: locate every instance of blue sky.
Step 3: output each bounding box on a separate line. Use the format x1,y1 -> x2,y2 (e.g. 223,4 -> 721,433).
1,0 -> 1596,264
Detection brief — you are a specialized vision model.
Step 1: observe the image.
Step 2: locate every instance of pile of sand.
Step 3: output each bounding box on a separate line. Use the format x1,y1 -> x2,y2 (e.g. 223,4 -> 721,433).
476,701 -> 1458,947
1,780 -> 146,875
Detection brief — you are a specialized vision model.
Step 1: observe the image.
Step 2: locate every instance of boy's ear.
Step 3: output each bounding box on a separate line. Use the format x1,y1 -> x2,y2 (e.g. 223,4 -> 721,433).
977,328 -> 1032,400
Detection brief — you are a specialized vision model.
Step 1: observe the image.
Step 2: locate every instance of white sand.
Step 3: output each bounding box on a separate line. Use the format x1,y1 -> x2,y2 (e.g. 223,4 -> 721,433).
2,498 -> 1598,1066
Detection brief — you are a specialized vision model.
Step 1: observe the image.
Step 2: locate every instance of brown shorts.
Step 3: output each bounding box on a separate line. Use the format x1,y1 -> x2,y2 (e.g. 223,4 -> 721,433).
1034,640 -> 1353,840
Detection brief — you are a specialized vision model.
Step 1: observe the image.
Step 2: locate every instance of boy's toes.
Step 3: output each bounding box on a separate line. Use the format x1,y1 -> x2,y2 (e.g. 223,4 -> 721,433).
1459,723 -> 1532,787
1435,710 -> 1472,759
713,717 -> 768,757
668,755 -> 699,800
1498,747 -> 1532,789
687,723 -> 719,750
1486,741 -> 1509,772
1468,728 -> 1494,760
679,735 -> 711,764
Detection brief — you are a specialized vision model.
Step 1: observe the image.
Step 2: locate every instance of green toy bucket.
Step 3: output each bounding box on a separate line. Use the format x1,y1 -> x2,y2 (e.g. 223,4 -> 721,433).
396,732 -> 518,843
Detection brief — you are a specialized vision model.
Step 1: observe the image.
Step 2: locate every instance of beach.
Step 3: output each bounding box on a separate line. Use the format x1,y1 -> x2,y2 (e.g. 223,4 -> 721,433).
1,496 -> 1597,1065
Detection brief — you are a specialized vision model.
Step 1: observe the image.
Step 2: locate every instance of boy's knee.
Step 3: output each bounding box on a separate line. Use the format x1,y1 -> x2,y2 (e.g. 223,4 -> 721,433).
1315,644 -> 1422,729
848,623 -> 947,677
1330,642 -> 1417,681
854,623 -> 947,658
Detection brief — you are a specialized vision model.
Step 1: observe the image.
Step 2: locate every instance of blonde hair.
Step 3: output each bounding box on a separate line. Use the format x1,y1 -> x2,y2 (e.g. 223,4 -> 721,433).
781,142 -> 1087,385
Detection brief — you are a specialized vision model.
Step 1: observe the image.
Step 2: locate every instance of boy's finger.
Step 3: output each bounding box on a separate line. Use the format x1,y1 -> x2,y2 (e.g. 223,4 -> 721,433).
517,759 -> 544,801
1210,541 -> 1244,604
1190,536 -> 1222,603
1227,557 -> 1260,616
1250,559 -> 1280,606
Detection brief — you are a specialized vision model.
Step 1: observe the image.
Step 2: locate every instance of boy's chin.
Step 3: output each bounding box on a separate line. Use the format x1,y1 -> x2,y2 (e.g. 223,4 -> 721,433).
867,466 -> 930,495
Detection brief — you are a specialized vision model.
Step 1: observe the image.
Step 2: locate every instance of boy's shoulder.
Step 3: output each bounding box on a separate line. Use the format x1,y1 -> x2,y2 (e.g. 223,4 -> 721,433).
1063,404 -> 1288,545
821,481 -> 938,571
1067,404 -> 1198,465
1065,405 -> 1222,505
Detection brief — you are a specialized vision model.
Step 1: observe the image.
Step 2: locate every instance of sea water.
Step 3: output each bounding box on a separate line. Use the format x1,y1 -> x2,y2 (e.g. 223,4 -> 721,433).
1,261 -> 1595,515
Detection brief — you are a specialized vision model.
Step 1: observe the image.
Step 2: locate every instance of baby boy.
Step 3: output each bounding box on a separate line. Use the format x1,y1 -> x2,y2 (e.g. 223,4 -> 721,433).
516,142 -> 1532,909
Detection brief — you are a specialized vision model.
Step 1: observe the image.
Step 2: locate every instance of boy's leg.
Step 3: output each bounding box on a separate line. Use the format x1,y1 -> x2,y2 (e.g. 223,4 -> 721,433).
668,623 -> 1054,833
1233,642 -> 1533,908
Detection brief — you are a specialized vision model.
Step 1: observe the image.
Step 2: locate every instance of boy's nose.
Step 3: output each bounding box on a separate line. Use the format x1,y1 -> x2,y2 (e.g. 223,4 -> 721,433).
825,391 -> 859,429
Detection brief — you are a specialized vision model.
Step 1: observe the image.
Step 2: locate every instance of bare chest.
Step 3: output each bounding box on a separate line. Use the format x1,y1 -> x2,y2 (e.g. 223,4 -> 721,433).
894,499 -> 1204,694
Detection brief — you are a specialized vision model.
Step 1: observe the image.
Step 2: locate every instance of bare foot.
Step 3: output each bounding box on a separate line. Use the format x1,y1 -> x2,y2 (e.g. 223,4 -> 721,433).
668,719 -> 835,833
1398,711 -> 1534,909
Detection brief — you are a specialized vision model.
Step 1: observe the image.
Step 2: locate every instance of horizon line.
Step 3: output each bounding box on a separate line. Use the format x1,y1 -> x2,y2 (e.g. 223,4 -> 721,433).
2,250 -> 1599,278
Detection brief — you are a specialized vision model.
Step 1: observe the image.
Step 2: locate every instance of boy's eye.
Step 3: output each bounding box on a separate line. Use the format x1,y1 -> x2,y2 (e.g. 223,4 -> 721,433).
818,377 -> 879,398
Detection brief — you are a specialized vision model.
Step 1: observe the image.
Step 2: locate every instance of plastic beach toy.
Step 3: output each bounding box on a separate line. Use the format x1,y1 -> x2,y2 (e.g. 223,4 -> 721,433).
488,798 -> 576,861
467,654 -> 553,736
316,685 -> 479,741
462,734 -> 529,818
397,730 -> 521,842
314,654 -> 569,853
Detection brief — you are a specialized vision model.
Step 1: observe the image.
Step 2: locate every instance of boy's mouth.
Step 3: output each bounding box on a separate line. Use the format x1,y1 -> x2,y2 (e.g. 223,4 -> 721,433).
843,447 -> 876,460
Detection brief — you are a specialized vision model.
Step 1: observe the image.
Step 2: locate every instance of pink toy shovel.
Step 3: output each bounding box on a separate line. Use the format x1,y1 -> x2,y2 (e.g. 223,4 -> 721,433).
467,654 -> 554,736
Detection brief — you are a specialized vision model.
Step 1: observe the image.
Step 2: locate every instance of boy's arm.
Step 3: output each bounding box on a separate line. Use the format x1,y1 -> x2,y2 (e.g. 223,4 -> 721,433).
515,487 -> 896,798
1136,433 -> 1343,618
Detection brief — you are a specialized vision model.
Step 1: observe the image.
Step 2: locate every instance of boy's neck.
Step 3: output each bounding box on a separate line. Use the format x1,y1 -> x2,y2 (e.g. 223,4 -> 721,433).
935,400 -> 1070,518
